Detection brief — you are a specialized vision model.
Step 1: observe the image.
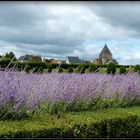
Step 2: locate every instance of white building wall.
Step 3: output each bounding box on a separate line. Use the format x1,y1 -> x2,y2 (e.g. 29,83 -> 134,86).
66,58 -> 70,64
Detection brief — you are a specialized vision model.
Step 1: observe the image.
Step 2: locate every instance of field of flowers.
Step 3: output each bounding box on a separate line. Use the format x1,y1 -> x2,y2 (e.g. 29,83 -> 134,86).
0,71 -> 140,119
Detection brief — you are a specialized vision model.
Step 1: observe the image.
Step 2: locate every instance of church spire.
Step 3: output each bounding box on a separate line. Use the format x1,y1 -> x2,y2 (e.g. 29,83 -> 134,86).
99,44 -> 112,58
104,43 -> 108,48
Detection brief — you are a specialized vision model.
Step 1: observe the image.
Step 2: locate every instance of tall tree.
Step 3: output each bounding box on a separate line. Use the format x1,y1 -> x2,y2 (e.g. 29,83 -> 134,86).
4,52 -> 17,61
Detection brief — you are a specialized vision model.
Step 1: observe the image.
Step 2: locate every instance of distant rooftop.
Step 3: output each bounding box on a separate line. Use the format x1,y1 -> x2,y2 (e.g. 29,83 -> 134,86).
67,56 -> 81,64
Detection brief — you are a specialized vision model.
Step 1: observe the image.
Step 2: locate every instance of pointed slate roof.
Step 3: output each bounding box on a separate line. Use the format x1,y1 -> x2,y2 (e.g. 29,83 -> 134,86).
18,54 -> 31,60
67,56 -> 81,64
99,44 -> 112,58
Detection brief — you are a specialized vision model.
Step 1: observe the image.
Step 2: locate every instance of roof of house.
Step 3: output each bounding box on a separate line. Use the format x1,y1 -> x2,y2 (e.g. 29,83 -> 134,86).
50,60 -> 61,64
60,60 -> 66,63
18,54 -> 42,61
112,59 -> 118,64
106,59 -> 118,65
18,54 -> 31,60
99,44 -> 112,58
67,56 -> 81,64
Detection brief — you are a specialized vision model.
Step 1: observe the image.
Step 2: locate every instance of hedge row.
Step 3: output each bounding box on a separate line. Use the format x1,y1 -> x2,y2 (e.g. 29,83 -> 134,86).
0,113 -> 140,138
0,59 -> 136,74
0,59 -> 134,69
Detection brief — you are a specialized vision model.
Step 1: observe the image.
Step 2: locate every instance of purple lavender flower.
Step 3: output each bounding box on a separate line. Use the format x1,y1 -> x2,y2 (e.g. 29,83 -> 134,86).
0,71 -> 140,118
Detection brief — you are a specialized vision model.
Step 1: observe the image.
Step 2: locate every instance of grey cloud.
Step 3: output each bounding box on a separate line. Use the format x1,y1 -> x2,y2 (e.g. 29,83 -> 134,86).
0,1 -> 136,47
0,1 -> 139,65
92,2 -> 140,36
0,2 -> 89,46
17,43 -> 76,55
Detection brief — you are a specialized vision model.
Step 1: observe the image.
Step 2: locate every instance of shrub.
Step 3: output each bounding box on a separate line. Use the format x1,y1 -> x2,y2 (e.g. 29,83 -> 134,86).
126,66 -> 133,73
98,68 -> 107,74
89,64 -> 98,73
106,115 -> 139,138
4,52 -> 17,61
133,65 -> 140,73
67,67 -> 73,73
24,65 -> 31,73
31,67 -> 38,73
58,68 -> 63,73
119,66 -> 126,74
76,64 -> 86,73
107,62 -> 116,74
0,58 -> 12,68
47,64 -> 53,73
31,67 -> 43,73
38,67 -> 44,73
52,69 -> 57,73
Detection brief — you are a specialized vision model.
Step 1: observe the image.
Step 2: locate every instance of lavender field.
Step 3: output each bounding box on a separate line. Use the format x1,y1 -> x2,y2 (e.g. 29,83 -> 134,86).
0,71 -> 140,119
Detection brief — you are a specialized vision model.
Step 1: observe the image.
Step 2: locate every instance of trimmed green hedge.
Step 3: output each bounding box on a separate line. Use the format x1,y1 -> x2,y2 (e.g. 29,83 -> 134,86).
134,65 -> 140,73
0,115 -> 139,138
0,59 -> 136,73
119,66 -> 126,74
0,107 -> 140,138
107,62 -> 116,74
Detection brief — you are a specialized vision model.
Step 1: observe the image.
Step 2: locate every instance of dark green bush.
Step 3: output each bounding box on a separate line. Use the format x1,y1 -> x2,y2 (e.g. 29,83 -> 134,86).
67,67 -> 73,73
4,52 -> 17,61
25,61 -> 47,69
133,65 -> 140,73
33,67 -> 43,73
30,66 -> 44,73
58,68 -> 63,73
11,61 -> 47,72
106,115 -> 139,138
107,62 -> 116,74
47,64 -> 53,73
0,58 -> 12,68
89,64 -> 98,73
119,66 -> 126,74
76,64 -> 86,73
24,65 -> 31,73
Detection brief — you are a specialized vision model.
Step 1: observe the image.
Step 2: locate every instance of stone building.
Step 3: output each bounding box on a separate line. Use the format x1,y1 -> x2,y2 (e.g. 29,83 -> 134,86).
93,44 -> 118,65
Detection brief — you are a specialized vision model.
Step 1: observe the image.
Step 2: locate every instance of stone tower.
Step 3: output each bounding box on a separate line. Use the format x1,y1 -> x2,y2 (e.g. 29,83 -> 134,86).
93,44 -> 118,65
99,44 -> 113,64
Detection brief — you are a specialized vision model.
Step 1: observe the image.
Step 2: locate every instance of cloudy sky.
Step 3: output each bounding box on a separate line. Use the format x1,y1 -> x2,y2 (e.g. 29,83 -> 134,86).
0,1 -> 140,65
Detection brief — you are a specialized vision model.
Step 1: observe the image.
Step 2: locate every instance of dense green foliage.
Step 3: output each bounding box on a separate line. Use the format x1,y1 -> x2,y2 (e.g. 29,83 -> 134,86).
47,64 -> 53,73
76,64 -> 87,73
4,52 -> 17,61
0,57 -> 138,74
89,64 -> 98,73
0,107 -> 140,138
58,68 -> 63,73
107,62 -> 116,74
67,67 -> 73,73
134,65 -> 140,73
119,66 -> 126,74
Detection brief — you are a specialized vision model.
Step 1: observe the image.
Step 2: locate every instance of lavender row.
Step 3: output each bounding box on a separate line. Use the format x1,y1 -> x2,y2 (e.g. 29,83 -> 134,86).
0,71 -> 140,118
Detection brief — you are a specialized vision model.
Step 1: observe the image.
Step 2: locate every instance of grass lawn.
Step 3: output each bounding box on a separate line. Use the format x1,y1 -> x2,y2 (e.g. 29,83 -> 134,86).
0,106 -> 140,138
